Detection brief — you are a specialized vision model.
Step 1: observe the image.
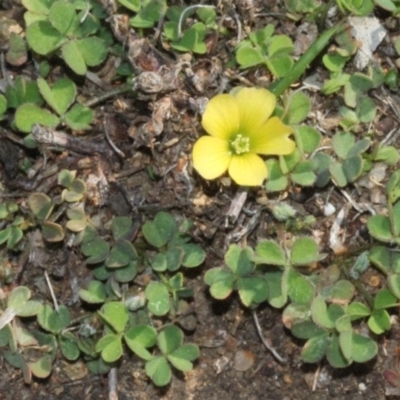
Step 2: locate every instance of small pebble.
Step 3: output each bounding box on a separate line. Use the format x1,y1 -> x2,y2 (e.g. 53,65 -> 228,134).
359,382 -> 367,392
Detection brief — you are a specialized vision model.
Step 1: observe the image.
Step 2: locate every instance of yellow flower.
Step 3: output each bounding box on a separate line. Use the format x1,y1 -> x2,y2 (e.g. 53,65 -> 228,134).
192,87 -> 295,186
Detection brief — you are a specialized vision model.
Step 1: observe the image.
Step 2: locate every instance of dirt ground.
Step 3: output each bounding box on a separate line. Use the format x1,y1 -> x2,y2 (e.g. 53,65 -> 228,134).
1,0 -> 400,399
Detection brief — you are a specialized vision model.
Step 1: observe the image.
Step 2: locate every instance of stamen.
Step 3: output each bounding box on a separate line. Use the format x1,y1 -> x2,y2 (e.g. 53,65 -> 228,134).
230,134 -> 250,155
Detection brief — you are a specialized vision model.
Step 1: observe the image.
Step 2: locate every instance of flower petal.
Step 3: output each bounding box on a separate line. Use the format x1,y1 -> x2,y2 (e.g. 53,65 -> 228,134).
228,153 -> 268,186
250,116 -> 295,155
193,136 -> 231,180
234,88 -> 276,135
202,94 -> 240,140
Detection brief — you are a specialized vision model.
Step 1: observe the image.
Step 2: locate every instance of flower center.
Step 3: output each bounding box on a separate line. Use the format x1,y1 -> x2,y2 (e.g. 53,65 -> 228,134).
230,134 -> 250,155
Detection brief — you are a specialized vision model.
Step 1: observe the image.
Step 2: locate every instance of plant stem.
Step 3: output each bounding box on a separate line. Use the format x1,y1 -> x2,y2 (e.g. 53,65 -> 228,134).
269,22 -> 346,97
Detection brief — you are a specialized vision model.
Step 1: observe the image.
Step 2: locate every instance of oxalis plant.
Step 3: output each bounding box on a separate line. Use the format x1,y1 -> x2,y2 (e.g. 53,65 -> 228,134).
0,210 -> 204,386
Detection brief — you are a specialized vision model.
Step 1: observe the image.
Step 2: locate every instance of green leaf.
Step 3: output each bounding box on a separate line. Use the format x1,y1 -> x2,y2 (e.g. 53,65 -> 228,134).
236,45 -> 265,68
95,334 -> 123,363
351,332 -> 378,363
114,261 -> 138,283
106,240 -> 137,268
368,309 -> 391,334
265,270 -> 288,308
79,280 -> 106,304
76,37 -> 108,66
367,215 -> 393,243
357,97 -> 376,123
329,162 -> 347,187
61,40 -> 87,74
49,0 -> 76,35
29,355 -> 53,378
388,274 -> 400,299
265,158 -> 288,192
204,268 -> 235,300
225,245 -> 254,276
37,77 -> 76,116
311,296 -> 335,329
375,145 -> 399,166
287,92 -> 311,124
37,304 -> 71,334
255,240 -> 286,266
291,161 -> 316,187
99,302 -> 129,333
290,237 -> 322,266
26,20 -> 65,55
81,236 -> 110,264
288,268 -> 315,305
267,55 -> 294,78
157,324 -> 183,354
8,286 -> 31,309
168,343 -> 199,371
295,126 -> 321,154
28,192 -> 54,220
374,289 -> 398,310
346,302 -> 370,321
142,212 -> 176,248
342,155 -> 363,183
291,321 -> 326,340
111,216 -> 133,241
59,334 -> 80,361
237,276 -> 268,306
145,356 -> 171,386
327,333 -> 350,368
15,103 -> 59,133
145,281 -> 170,316
117,0 -> 141,12
22,0 -> 53,15
41,221 -> 65,242
181,244 -> 206,268
321,280 -> 355,304
332,131 -> 355,159
170,22 -> 206,54
129,0 -> 165,28
301,333 -> 329,363
338,330 -> 352,360
124,324 -> 157,361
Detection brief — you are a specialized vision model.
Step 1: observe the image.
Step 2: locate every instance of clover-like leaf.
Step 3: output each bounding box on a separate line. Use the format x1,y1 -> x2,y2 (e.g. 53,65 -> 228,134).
81,236 -> 110,264
265,159 -> 288,192
29,355 -> 53,379
167,343 -> 199,372
157,325 -> 183,354
237,276 -> 268,307
288,269 -> 315,305
37,77 -> 76,116
145,281 -> 170,316
368,310 -> 391,334
351,332 -> 378,363
42,221 -> 65,242
145,356 -> 171,386
255,240 -> 286,266
37,304 -> 71,334
99,302 -> 129,333
287,92 -> 311,124
95,334 -> 123,363
367,215 -> 393,243
124,324 -> 157,361
290,237 -> 323,266
225,245 -> 254,276
26,20 -> 65,55
49,0 -> 76,35
181,244 -> 206,268
15,103 -> 59,133
204,267 -> 235,300
111,216 -> 133,241
106,240 -> 137,268
301,333 -> 329,363
79,280 -> 106,304
142,211 -> 177,248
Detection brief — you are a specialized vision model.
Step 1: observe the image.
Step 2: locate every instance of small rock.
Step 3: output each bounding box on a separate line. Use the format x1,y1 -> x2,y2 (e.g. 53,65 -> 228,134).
233,349 -> 255,372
